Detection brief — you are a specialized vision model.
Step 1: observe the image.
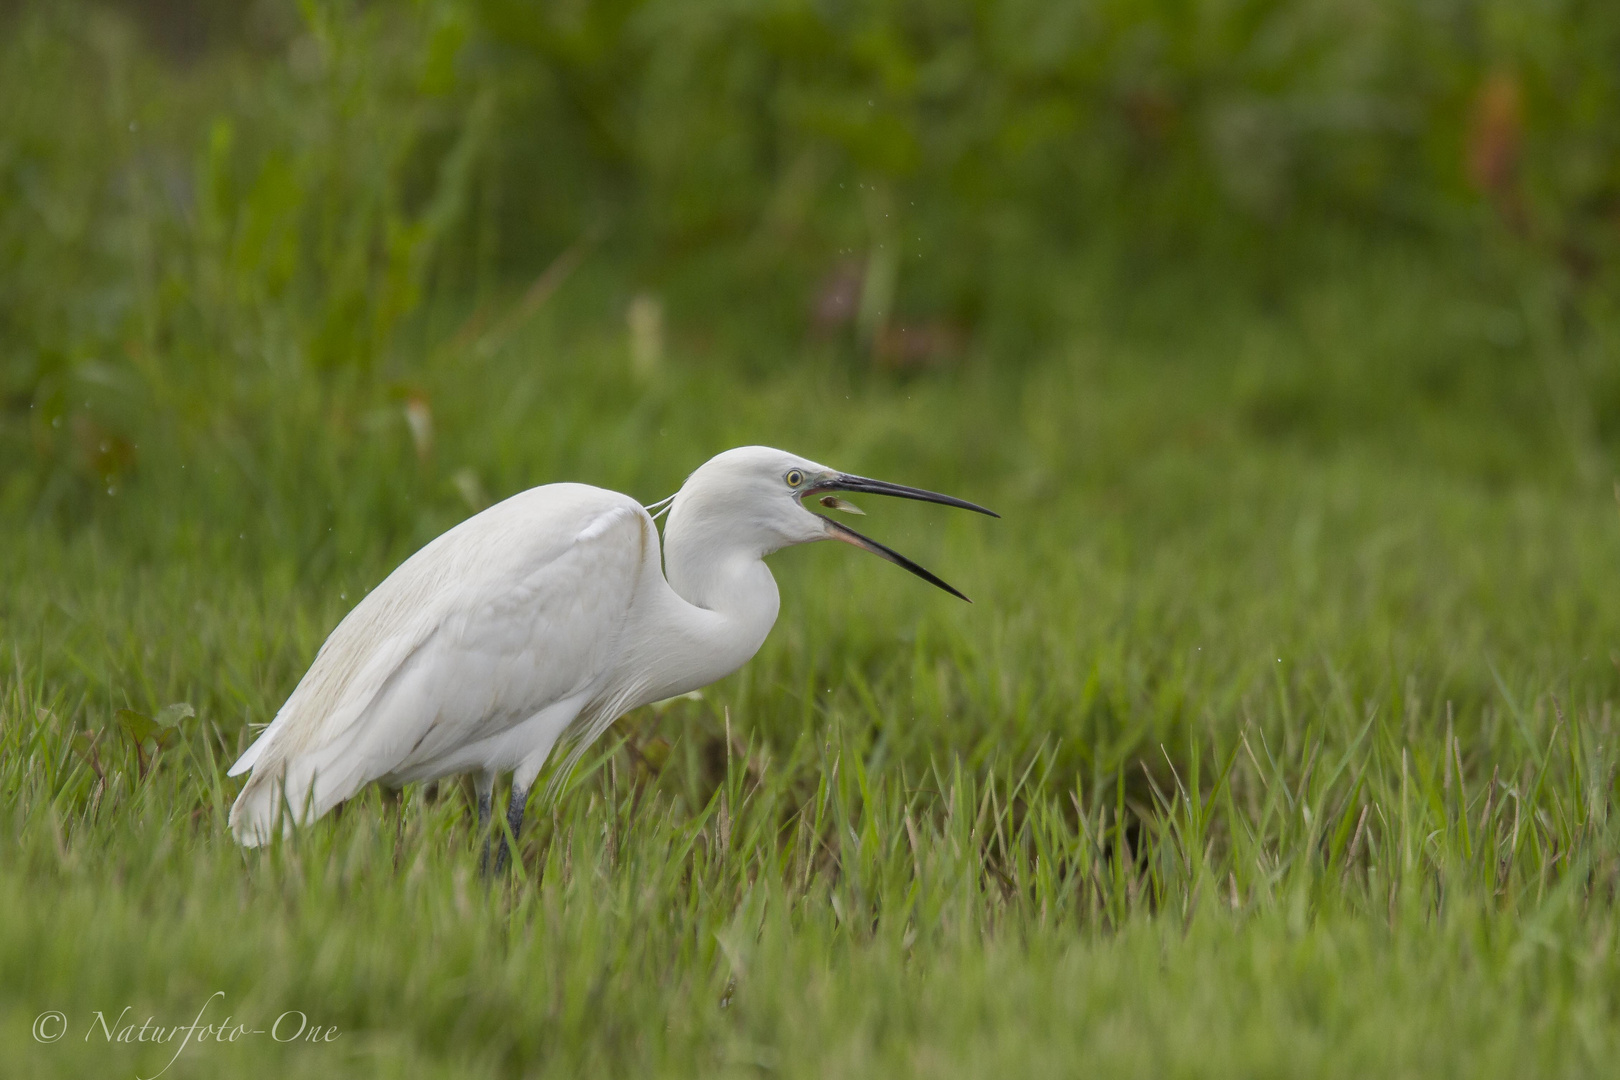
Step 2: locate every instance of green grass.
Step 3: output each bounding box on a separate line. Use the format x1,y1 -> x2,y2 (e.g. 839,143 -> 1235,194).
7,235 -> 1620,1077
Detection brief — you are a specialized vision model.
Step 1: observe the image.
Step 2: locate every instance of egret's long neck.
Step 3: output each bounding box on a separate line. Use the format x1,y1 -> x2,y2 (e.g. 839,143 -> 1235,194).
649,508 -> 781,694
663,519 -> 780,630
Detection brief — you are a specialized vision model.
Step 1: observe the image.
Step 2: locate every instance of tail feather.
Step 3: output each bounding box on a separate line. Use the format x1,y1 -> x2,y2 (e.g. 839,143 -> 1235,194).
227,731 -> 272,777
227,731 -> 374,846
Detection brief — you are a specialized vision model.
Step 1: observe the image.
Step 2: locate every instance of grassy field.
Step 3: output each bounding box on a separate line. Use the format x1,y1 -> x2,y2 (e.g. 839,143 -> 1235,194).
7,235 -> 1620,1077
7,2 -> 1620,1075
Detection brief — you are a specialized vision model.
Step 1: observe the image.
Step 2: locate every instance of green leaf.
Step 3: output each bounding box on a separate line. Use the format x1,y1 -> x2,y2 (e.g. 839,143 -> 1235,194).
156,703 -> 195,728
116,709 -> 160,746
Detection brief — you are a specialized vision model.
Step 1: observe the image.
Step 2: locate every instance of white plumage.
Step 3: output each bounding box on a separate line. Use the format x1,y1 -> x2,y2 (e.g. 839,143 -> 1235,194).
227,446 -> 994,852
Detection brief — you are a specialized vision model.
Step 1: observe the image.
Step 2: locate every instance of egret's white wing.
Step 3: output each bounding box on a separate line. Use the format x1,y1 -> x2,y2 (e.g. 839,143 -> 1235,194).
228,484 -> 653,844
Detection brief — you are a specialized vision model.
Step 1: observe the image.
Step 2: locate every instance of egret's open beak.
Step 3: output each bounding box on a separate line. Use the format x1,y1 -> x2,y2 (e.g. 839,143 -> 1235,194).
803,473 -> 998,603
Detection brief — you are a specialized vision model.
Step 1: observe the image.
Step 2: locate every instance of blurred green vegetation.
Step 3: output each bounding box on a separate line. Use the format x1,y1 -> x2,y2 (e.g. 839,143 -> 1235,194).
5,0 -> 1620,526
5,0 -> 1620,402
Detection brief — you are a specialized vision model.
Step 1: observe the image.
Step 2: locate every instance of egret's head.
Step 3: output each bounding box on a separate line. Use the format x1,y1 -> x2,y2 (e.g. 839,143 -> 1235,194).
665,445 -> 997,601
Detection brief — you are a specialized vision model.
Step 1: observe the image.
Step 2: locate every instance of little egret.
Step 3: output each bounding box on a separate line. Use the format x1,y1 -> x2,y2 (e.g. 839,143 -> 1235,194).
227,445 -> 995,864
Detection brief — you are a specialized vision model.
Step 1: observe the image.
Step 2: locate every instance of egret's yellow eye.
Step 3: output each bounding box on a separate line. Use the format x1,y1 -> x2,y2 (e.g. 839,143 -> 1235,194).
785,469 -> 804,488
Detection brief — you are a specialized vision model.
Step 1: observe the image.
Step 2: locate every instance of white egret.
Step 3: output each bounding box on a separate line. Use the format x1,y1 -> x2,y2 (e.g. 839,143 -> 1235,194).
227,445 -> 995,866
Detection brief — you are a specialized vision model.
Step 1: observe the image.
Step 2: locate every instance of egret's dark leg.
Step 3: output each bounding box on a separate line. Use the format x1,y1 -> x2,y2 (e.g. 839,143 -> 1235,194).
475,770 -> 495,876
493,782 -> 529,874
385,787 -> 406,872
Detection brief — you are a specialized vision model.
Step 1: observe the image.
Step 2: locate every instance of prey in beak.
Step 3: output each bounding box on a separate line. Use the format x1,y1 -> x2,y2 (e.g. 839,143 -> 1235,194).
800,473 -> 999,602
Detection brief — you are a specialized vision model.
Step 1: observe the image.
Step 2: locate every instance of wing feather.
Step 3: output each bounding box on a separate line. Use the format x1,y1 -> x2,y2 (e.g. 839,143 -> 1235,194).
228,486 -> 651,844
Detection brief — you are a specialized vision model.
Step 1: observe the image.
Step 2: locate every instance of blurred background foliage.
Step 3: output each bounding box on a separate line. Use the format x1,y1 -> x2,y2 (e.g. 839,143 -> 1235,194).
2,0 -> 1620,524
